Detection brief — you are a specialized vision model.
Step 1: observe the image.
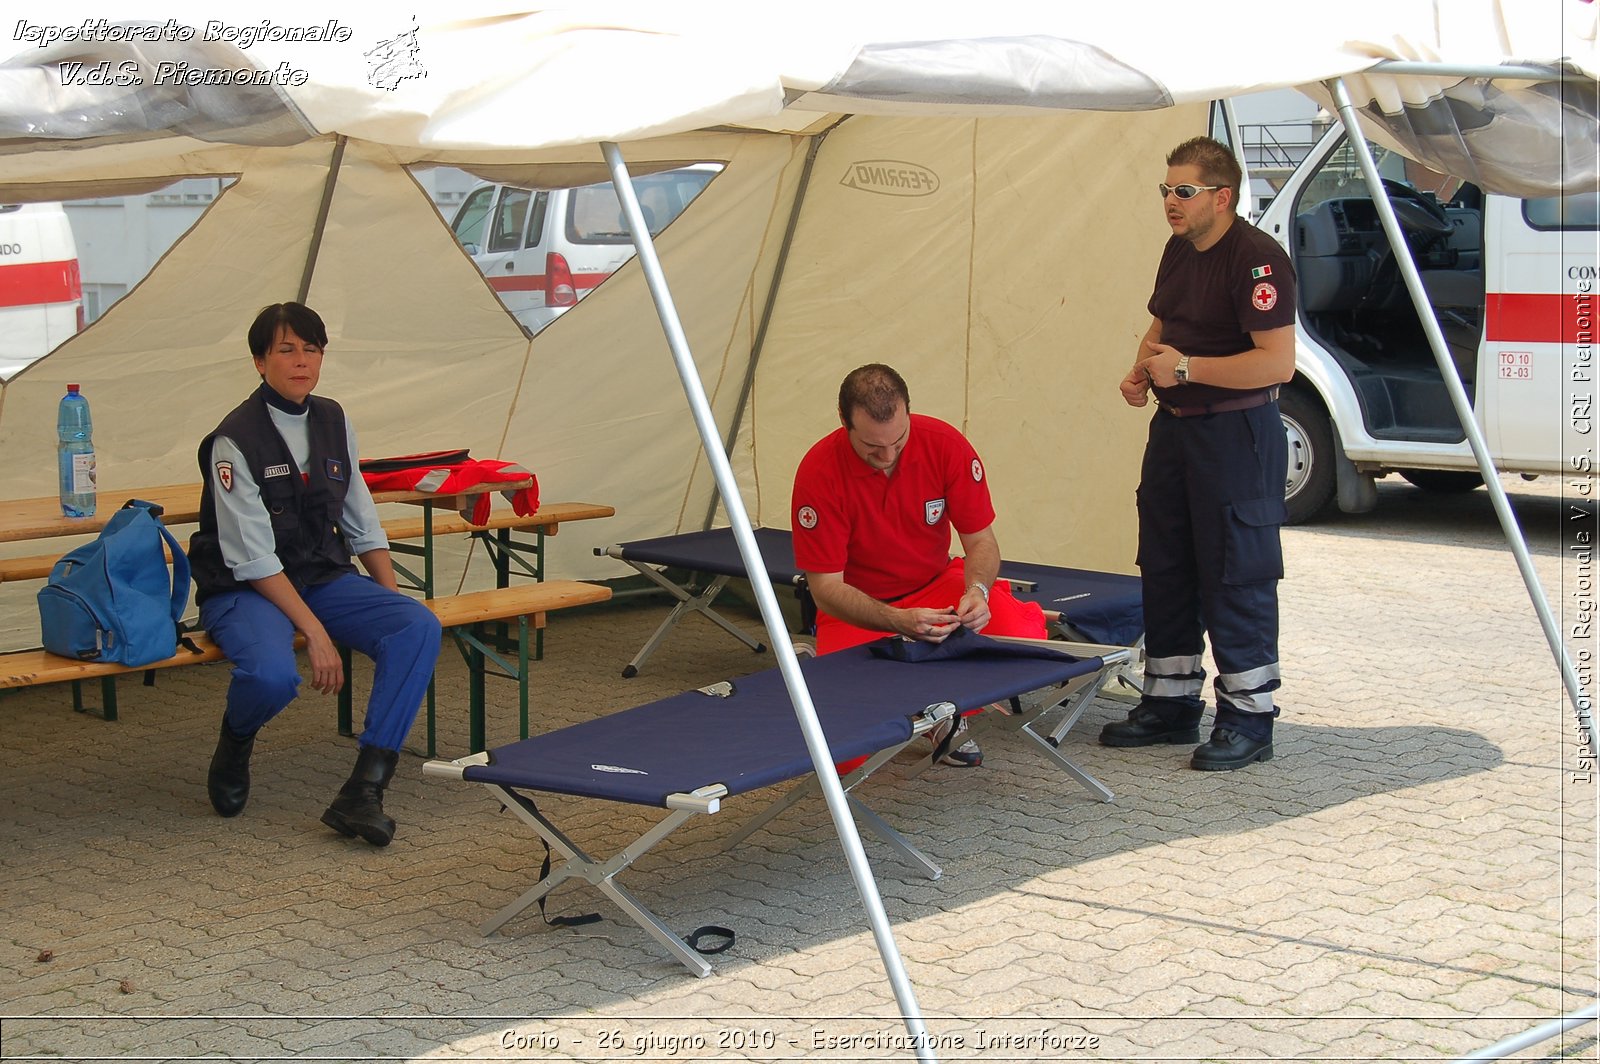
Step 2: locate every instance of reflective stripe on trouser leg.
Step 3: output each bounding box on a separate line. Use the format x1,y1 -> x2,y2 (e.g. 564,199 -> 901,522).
1214,661 -> 1280,717
1142,653 -> 1206,701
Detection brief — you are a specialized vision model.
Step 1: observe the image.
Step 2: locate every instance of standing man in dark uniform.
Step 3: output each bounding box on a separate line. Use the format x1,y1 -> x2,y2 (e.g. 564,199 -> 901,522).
1102,136 -> 1296,770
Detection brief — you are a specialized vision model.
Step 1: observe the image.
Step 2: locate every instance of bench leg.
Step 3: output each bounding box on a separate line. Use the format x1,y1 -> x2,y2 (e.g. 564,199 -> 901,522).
441,616 -> 536,754
519,615 -> 531,741
469,638 -> 486,754
69,677 -> 119,721
468,528 -> 548,662
338,646 -> 354,739
425,675 -> 437,760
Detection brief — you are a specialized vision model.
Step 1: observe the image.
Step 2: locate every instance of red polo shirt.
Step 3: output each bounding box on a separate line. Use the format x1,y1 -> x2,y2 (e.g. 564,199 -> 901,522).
792,414 -> 995,599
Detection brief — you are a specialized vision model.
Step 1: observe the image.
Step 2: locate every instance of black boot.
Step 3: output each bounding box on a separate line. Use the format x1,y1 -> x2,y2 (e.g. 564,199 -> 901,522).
1191,708 -> 1276,771
207,720 -> 257,818
321,746 -> 399,846
1099,700 -> 1203,747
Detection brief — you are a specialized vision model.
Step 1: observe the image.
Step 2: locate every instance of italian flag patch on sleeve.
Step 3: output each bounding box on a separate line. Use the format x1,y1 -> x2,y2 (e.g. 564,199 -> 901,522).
1252,264 -> 1273,279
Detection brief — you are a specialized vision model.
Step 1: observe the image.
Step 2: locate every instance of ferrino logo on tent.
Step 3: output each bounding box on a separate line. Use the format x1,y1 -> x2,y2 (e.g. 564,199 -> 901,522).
840,161 -> 940,197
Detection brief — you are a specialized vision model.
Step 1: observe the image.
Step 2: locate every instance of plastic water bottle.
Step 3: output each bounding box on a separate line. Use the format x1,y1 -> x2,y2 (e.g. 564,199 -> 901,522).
57,383 -> 96,518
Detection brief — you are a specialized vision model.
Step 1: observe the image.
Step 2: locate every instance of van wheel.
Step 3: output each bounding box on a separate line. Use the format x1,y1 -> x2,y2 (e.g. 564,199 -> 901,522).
1280,388 -> 1336,524
1398,468 -> 1484,493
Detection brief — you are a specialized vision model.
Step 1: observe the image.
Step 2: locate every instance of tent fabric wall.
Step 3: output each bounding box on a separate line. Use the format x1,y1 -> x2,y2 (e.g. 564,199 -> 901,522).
0,5 -> 1590,603
0,128 -> 807,596
486,132 -> 808,580
734,106 -> 1204,574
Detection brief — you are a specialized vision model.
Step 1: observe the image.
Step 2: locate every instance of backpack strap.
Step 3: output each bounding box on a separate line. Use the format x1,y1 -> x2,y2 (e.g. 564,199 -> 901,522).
121,498 -> 193,638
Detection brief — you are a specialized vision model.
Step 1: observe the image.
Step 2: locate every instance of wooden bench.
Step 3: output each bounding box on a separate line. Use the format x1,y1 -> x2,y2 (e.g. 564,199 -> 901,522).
380,503 -> 615,666
0,552 -> 61,584
1,580 -> 612,756
0,502 -> 614,586
422,580 -> 612,753
1,542 -> 181,584
379,501 -> 616,543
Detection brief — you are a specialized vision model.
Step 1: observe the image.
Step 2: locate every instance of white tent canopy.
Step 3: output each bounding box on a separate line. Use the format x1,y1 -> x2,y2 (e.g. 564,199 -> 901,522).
0,2 -> 1592,585
2,3 -> 1593,1050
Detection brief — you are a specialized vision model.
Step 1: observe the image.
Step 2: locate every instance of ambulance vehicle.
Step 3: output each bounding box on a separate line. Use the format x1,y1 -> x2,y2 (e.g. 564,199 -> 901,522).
0,202 -> 83,379
1259,125 -> 1597,522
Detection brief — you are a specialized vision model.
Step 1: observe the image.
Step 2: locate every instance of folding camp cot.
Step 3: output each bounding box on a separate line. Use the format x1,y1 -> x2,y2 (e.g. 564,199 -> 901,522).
424,634 -> 1126,976
597,526 -> 1144,676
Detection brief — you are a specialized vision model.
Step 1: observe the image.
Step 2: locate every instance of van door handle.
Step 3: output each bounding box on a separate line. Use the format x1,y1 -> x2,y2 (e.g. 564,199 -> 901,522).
503,261 -> 514,270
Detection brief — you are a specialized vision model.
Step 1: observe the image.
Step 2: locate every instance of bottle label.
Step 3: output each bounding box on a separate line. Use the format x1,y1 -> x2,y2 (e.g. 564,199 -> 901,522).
70,451 -> 96,495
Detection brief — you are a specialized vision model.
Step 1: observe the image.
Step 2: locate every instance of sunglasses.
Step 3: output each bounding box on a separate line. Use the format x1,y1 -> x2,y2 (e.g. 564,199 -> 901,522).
1159,182 -> 1224,200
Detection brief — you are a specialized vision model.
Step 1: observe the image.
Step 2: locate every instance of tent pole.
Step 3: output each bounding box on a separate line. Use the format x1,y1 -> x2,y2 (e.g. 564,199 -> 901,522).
602,141 -> 939,1061
1450,1002 -> 1597,1063
702,125 -> 837,531
1328,79 -> 1589,734
296,135 -> 347,303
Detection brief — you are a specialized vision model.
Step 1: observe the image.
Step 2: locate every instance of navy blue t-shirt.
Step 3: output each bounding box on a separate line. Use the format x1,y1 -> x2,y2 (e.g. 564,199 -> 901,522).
1146,218 -> 1296,406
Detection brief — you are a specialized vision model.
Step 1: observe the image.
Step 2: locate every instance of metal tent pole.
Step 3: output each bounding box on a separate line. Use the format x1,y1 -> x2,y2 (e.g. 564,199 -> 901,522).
601,141 -> 939,1061
296,135 -> 347,303
1450,1002 -> 1598,1063
1329,78 -> 1589,733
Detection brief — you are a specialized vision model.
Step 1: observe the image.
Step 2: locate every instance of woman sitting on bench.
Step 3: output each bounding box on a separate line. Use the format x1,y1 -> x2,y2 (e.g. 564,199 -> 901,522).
189,302 -> 441,847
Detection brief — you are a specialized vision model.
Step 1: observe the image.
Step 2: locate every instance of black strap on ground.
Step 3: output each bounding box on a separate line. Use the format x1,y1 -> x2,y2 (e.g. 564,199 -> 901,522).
502,790 -> 601,927
685,925 -> 735,954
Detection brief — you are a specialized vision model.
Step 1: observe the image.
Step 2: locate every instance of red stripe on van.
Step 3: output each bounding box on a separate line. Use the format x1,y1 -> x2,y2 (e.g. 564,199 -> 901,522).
0,259 -> 82,308
487,272 -> 608,294
1485,292 -> 1593,345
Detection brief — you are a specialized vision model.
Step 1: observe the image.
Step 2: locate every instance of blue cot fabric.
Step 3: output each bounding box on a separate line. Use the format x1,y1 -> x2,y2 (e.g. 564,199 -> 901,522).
866,626 -> 1083,664
615,528 -> 1143,646
615,527 -> 800,584
461,644 -> 1104,806
1000,561 -> 1144,646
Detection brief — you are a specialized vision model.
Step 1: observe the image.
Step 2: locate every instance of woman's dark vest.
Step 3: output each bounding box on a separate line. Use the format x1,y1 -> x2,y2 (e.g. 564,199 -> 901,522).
189,387 -> 357,603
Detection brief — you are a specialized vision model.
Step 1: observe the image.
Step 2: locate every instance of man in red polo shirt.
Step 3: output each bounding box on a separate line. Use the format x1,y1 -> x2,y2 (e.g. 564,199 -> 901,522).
792,363 -> 1047,766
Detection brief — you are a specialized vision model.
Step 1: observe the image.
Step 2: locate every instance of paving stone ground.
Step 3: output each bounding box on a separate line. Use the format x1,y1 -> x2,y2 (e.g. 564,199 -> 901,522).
2,475 -> 1595,1063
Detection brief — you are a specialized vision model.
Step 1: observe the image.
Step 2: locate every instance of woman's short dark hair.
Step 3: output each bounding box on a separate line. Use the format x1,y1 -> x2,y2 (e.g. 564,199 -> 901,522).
247,302 -> 328,357
838,364 -> 911,428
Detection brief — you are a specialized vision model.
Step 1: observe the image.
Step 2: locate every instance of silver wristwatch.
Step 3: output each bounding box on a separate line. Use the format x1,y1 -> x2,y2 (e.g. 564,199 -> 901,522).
969,582 -> 990,602
1174,355 -> 1191,384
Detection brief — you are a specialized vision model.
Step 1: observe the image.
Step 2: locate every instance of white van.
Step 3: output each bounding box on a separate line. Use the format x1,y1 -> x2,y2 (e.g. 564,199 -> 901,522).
1258,125 -> 1598,522
0,202 -> 83,379
449,163 -> 721,334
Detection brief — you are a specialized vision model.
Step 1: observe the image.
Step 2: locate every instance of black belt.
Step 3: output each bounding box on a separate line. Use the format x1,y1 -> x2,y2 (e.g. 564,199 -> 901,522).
1157,386 -> 1279,419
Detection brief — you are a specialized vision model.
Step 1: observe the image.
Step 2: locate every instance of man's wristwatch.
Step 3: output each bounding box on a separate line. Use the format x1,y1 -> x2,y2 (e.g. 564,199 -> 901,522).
1174,354 -> 1191,384
969,582 -> 990,602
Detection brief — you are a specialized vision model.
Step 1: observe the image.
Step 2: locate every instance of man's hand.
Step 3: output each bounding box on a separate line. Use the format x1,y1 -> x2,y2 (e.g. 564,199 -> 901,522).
1137,340 -> 1186,389
955,584 -> 991,631
894,606 -> 961,643
1119,362 -> 1153,407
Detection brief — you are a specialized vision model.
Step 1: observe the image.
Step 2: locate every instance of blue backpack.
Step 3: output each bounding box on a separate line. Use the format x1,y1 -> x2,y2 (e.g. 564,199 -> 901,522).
37,499 -> 192,666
